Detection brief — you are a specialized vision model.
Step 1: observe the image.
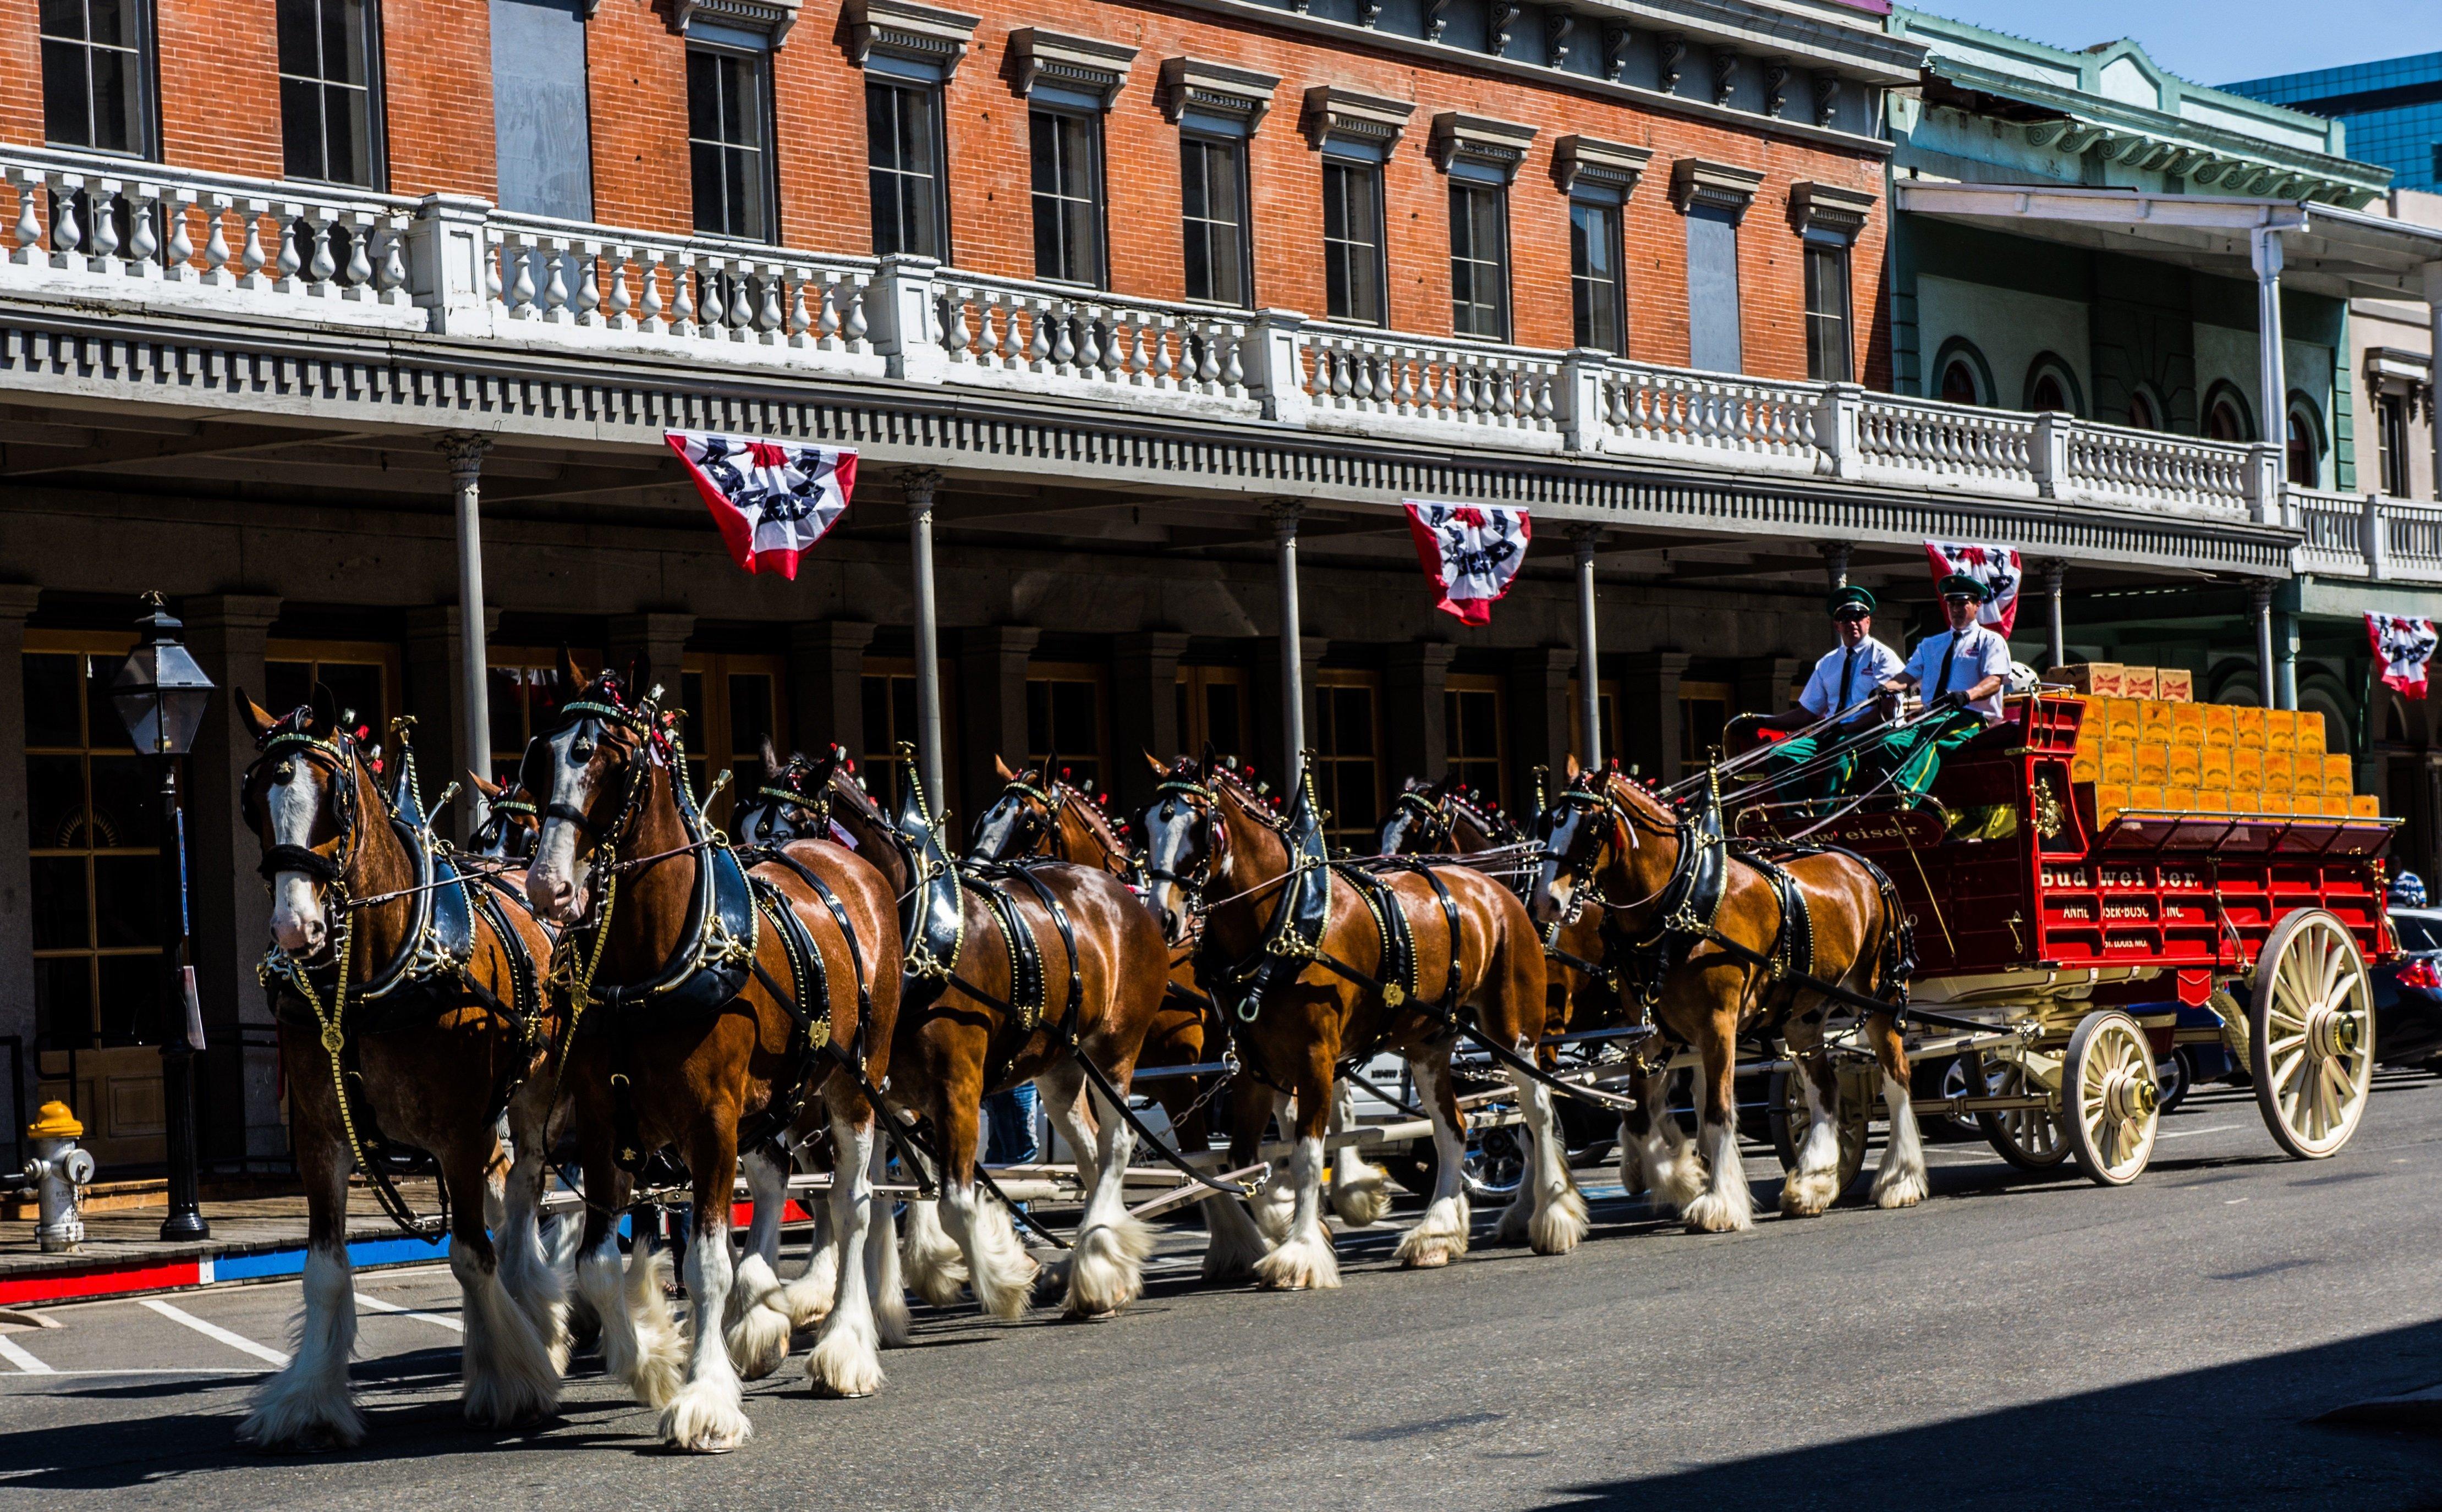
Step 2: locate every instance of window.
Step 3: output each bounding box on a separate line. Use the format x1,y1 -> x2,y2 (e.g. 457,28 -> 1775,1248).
1684,205 -> 1742,372
1026,664 -> 1107,789
492,0 -> 592,219
2287,396 -> 2324,487
1569,199 -> 1624,354
860,656 -> 957,815
1447,182 -> 1510,341
265,641 -> 396,749
1181,134 -> 1250,306
2127,386 -> 2164,432
40,0 -> 151,156
2204,384 -> 2252,443
1939,360 -> 1978,405
681,653 -> 786,831
2024,356 -> 2082,417
688,43 -> 772,240
2377,391 -> 2412,498
1678,680 -> 1734,769
1802,240 -> 1851,382
868,77 -> 947,260
1176,665 -> 1248,762
1030,108 -> 1105,286
278,0 -> 378,186
1312,673 -> 1382,851
487,647 -> 597,784
1322,157 -> 1386,326
1443,675 -> 1505,799
2029,371 -> 2068,413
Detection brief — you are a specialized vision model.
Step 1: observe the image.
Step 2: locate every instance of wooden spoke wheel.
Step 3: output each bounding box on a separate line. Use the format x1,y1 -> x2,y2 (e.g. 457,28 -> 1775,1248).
2065,1010 -> 2160,1186
2250,909 -> 2375,1159
1976,1054 -> 2070,1170
1766,1066 -> 1867,1200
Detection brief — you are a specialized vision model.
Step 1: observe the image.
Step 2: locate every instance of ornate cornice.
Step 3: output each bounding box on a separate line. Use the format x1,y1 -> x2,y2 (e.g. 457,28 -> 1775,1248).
1006,28 -> 1139,107
1552,134 -> 1653,197
1670,157 -> 1765,218
846,0 -> 980,78
1787,180 -> 1876,241
1159,56 -> 1280,125
676,0 -> 802,45
1300,86 -> 1416,152
1428,112 -> 1539,182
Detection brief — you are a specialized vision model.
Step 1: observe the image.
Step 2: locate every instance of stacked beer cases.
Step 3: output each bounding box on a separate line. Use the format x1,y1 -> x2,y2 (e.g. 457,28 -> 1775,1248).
2065,694 -> 2378,823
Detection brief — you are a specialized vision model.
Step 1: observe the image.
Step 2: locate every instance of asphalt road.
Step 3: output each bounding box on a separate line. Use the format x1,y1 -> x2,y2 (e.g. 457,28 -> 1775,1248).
6,1075 -> 2442,1510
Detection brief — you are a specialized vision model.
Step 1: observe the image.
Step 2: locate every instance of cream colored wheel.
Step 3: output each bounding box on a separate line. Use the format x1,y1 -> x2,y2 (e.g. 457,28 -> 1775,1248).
1976,1055 -> 2070,1170
2065,1011 -> 2159,1186
2250,909 -> 2375,1159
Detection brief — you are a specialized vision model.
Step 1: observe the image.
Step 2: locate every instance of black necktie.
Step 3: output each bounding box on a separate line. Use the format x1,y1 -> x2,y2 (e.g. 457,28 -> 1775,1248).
1836,647 -> 1857,712
1934,631 -> 1961,704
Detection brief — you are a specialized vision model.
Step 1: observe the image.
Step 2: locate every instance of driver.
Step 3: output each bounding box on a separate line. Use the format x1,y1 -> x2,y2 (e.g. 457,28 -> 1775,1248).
1727,584 -> 1903,802
1854,573 -> 2012,799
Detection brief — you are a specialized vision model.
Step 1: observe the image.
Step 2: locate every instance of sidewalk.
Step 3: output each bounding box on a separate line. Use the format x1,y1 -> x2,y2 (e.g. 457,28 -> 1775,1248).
0,1181 -> 451,1306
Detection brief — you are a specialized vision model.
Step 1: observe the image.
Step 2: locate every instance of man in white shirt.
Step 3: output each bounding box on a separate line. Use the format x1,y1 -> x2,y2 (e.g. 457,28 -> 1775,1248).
1859,573 -> 2013,796
1728,585 -> 1905,802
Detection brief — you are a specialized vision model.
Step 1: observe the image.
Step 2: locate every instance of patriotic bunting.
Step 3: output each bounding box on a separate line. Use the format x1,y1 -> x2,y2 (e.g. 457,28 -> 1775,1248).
2368,612 -> 2440,699
667,430 -> 858,579
1403,502 -> 1532,626
1924,540 -> 2023,636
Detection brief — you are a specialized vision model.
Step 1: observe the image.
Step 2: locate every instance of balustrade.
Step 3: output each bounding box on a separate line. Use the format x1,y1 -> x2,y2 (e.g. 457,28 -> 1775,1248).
1297,327 -> 1561,437
932,275 -> 1252,405
1594,365 -> 1819,465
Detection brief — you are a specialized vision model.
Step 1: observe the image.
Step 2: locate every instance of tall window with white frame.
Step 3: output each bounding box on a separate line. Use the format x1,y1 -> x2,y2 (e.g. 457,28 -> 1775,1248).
278,0 -> 380,186
1447,179 -> 1510,341
868,73 -> 948,260
1570,197 -> 1624,354
1802,238 -> 1851,382
40,0 -> 153,157
2377,389 -> 2412,498
1322,155 -> 1386,326
1180,132 -> 1250,306
1031,107 -> 1106,286
688,40 -> 772,240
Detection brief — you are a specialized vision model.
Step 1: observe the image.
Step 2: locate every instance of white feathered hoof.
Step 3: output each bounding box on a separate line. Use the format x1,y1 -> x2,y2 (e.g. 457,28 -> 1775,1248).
1253,1228 -> 1341,1291
1393,1196 -> 1471,1269
1252,1179 -> 1296,1243
1679,1182 -> 1755,1234
619,1250 -> 688,1411
780,1250 -> 839,1330
1872,1164 -> 1929,1210
1780,1167 -> 1841,1218
807,1324 -> 885,1399
1529,1185 -> 1590,1256
1064,1216 -> 1156,1319
962,1207 -> 1042,1323
727,1300 -> 793,1381
658,1381 -> 753,1454
238,1389 -> 366,1454
899,1201 -> 970,1310
1645,1149 -> 1706,1215
1329,1167 -> 1392,1228
1201,1200 -> 1274,1282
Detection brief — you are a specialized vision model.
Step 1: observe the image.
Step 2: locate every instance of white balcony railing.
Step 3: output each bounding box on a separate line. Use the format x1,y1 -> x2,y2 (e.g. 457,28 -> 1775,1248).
0,145 -> 2388,548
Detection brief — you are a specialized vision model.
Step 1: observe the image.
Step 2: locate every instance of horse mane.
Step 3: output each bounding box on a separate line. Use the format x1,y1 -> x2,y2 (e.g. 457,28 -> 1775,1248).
1053,778 -> 1134,857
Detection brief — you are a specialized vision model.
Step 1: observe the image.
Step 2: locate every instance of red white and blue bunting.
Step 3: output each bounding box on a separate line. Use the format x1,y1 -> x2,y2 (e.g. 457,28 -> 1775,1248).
2368,612 -> 2440,699
667,430 -> 858,579
1924,540 -> 2023,637
1404,502 -> 1532,626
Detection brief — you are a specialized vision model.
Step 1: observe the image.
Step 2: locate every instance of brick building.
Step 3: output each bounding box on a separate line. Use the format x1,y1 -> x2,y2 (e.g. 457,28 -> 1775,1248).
0,0 -> 2378,1171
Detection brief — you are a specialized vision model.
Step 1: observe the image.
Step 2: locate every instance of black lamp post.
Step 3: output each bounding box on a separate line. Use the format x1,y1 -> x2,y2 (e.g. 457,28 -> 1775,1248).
111,592 -> 215,1242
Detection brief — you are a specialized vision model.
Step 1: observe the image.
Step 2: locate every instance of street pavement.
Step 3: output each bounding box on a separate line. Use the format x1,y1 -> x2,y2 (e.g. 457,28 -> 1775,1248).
4,1075 -> 2442,1509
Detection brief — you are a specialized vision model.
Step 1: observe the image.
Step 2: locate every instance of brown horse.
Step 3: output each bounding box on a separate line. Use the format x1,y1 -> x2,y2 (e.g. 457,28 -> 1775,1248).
522,662 -> 903,1450
1527,763 -> 1923,1230
1138,754 -> 1584,1289
235,694 -> 564,1450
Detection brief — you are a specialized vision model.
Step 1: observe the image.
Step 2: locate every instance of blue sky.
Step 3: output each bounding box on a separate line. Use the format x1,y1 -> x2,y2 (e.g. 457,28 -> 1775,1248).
1912,1 -> 2434,87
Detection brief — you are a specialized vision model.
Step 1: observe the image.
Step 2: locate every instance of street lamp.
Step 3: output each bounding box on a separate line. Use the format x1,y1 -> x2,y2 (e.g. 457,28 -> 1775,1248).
111,592 -> 214,1242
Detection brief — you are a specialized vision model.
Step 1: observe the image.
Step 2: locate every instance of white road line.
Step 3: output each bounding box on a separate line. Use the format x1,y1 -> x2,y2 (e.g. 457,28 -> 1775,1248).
139,1299 -> 292,1366
0,1332 -> 54,1374
355,1292 -> 463,1332
2158,1124 -> 2239,1140
0,1367 -> 267,1381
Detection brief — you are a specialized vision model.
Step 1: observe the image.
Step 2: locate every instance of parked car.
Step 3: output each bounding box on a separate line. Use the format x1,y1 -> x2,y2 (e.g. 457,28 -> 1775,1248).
2371,906 -> 2442,1071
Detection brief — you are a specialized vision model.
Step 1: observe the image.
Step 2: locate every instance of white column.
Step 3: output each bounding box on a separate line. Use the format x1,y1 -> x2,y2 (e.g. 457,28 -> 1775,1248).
1270,498 -> 1305,777
1571,524 -> 1603,769
2424,260 -> 2441,503
441,433 -> 492,818
2251,582 -> 2276,711
2043,559 -> 2067,672
903,468 -> 946,807
1819,541 -> 1850,590
2253,227 -> 2289,477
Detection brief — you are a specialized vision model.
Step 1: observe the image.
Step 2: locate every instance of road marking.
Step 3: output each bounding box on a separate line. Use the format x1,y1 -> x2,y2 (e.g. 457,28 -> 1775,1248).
0,1332 -> 54,1374
2157,1124 -> 2237,1140
0,1367 -> 266,1381
2226,1197 -> 2250,1205
355,1293 -> 463,1332
139,1299 -> 291,1366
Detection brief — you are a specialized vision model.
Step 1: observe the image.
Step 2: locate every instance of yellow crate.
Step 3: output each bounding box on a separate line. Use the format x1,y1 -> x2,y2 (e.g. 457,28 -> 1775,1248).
2352,794 -> 2381,818
2163,785 -> 2197,811
2324,754 -> 2356,788
2201,704 -> 2235,745
2295,710 -> 2325,753
2131,784 -> 2164,811
2321,795 -> 2351,818
2134,745 -> 2169,783
2167,746 -> 2200,784
2324,774 -> 2355,799
2200,746 -> 2233,784
2171,704 -> 2205,743
2095,784 -> 2128,823
2195,788 -> 2230,812
2232,749 -> 2263,785
2260,791 -> 2293,815
2104,698 -> 2142,743
2262,751 -> 2294,793
2100,746 -> 2134,785
2138,702 -> 2176,741
2234,705 -> 2265,747
2266,708 -> 2297,744
2071,751 -> 2100,783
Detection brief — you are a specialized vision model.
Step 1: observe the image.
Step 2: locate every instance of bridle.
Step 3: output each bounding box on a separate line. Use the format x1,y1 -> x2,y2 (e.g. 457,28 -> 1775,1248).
1386,787 -> 1455,854
736,753 -> 833,845
981,772 -> 1058,859
1141,773 -> 1230,932
1539,774 -> 1680,924
242,716 -> 369,917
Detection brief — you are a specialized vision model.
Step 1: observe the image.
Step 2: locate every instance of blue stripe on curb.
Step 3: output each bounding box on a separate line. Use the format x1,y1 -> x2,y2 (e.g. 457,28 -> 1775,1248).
213,1232 -> 453,1283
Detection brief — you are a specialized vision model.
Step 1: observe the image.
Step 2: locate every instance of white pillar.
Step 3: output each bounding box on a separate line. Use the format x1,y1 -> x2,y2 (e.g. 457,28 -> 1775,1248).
2424,260 -> 2442,503
2252,582 -> 2276,711
1270,498 -> 1305,778
2043,559 -> 2067,672
1571,525 -> 1603,769
1819,541 -> 1849,590
903,468 -> 946,808
2253,227 -> 2289,478
441,433 -> 492,818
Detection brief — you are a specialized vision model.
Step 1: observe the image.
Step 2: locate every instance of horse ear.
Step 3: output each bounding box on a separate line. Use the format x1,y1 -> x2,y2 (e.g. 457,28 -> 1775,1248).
308,681 -> 340,736
1564,752 -> 1582,780
761,734 -> 783,773
557,644 -> 585,697
1142,749 -> 1168,776
803,744 -> 843,787
994,754 -> 1017,781
469,771 -> 503,800
237,690 -> 278,741
1198,740 -> 1219,780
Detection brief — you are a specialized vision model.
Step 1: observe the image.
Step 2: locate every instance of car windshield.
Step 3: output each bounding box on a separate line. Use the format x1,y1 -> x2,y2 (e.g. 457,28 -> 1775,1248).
2391,910 -> 2442,953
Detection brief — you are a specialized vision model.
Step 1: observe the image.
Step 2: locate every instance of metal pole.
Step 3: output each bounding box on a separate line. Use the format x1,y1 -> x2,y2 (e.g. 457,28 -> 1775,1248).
2252,228 -> 2289,478
442,433 -> 493,820
2424,261 -> 2442,503
2043,559 -> 2067,672
1819,541 -> 1850,592
1270,499 -> 1305,778
2275,610 -> 2298,712
157,752 -> 206,1240
2252,582 -> 2276,710
903,468 -> 947,806
1571,524 -> 1604,769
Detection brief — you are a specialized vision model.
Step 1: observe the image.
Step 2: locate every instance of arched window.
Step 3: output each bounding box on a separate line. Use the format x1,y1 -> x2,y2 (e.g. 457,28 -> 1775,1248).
2126,384 -> 2164,432
2022,354 -> 2082,416
1933,338 -> 1990,407
2203,382 -> 2252,443
2286,394 -> 2325,487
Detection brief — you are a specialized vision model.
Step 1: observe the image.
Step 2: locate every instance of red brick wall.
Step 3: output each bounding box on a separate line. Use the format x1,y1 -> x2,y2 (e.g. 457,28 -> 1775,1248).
381,0 -> 496,199
586,0 -> 690,234
156,0 -> 282,177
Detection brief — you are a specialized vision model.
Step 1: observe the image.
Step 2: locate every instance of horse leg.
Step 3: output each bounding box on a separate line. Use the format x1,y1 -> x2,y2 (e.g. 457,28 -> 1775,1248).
496,1086 -> 569,1373
1327,1077 -> 1391,1227
772,1130 -> 838,1330
447,1138 -> 560,1428
726,1141 -> 794,1380
1254,1042 -> 1341,1291
575,1159 -> 684,1411
1201,1074 -> 1275,1280
1042,1066 -> 1101,1192
935,1090 -> 1040,1321
1063,1063 -> 1153,1318
1629,1063 -> 1702,1213
896,1139 -> 969,1309
862,1126 -> 912,1349
808,1109 -> 888,1396
1251,1090 -> 1298,1242
1867,1011 -> 1929,1208
1502,1068 -> 1589,1255
1781,1021 -> 1846,1218
1680,1012 -> 1755,1234
237,1123 -> 364,1450
1392,1051 -> 1471,1268
658,1125 -> 751,1453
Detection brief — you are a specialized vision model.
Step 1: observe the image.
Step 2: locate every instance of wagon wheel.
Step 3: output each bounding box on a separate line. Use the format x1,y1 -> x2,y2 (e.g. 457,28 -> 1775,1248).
1766,1067 -> 1867,1200
2064,1010 -> 2160,1186
2249,909 -> 2375,1159
1976,1054 -> 2070,1170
